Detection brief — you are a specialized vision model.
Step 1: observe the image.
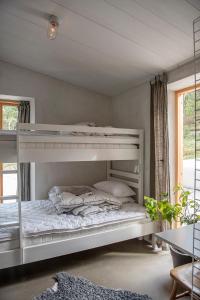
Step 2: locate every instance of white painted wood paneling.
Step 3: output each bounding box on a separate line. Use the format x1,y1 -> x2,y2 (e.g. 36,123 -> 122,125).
0,0 -> 199,95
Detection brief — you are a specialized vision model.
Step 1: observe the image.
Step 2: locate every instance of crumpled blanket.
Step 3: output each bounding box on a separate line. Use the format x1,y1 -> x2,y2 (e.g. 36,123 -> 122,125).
72,203 -> 120,217
49,190 -> 121,215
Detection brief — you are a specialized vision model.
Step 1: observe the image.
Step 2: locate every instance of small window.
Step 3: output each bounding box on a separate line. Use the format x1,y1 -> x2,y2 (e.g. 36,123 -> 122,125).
0,101 -> 19,203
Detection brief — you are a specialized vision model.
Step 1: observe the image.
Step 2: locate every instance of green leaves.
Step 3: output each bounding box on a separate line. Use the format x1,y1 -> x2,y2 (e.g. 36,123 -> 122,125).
144,196 -> 159,221
144,185 -> 199,226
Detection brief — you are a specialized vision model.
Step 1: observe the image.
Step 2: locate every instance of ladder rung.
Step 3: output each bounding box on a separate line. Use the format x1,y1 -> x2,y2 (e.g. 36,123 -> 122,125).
194,237 -> 200,243
194,227 -> 200,231
0,170 -> 17,175
195,38 -> 200,44
0,196 -> 18,201
194,224 -> 200,230
194,16 -> 200,24
194,247 -> 200,252
193,273 -> 200,282
194,265 -> 200,273
0,222 -> 19,229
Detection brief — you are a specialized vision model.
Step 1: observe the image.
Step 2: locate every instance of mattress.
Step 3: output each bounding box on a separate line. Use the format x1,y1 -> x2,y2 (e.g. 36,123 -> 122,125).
0,200 -> 148,250
20,143 -> 137,150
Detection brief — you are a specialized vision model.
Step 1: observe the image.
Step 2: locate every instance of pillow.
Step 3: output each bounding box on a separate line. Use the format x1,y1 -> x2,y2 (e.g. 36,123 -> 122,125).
118,197 -> 135,205
49,186 -> 94,196
73,122 -> 96,127
93,181 -> 136,197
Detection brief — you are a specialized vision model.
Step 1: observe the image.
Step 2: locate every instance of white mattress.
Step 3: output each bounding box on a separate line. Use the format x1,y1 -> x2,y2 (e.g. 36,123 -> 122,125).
0,200 -> 147,250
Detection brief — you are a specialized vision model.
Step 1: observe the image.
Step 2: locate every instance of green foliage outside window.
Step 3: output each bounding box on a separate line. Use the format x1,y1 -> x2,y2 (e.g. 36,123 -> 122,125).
183,91 -> 195,159
2,105 -> 18,130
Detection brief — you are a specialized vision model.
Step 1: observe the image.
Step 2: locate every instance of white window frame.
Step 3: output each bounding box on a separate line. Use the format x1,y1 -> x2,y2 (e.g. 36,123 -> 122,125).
0,94 -> 35,201
1,166 -> 18,202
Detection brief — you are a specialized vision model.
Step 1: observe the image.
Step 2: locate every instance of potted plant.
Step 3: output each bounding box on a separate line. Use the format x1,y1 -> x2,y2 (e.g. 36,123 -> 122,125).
144,185 -> 200,267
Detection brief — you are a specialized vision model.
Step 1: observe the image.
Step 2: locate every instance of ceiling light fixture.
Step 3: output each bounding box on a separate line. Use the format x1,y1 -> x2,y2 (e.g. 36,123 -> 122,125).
47,15 -> 59,40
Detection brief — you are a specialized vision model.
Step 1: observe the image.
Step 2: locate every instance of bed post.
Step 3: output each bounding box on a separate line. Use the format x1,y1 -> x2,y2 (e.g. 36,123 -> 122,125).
17,124 -> 23,265
138,130 -> 144,206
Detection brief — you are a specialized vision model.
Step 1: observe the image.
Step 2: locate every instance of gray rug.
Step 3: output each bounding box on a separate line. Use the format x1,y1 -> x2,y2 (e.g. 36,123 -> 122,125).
34,272 -> 152,300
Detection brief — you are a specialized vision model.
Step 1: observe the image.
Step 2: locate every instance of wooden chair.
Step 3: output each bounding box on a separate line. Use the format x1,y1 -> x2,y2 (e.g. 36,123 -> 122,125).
170,262 -> 200,299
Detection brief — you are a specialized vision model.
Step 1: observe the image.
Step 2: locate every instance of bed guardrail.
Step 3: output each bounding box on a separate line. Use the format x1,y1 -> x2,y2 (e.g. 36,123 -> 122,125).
17,123 -> 143,163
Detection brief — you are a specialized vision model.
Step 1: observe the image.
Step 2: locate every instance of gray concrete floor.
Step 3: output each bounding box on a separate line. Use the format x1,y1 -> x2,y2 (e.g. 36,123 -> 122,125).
0,239 -> 190,300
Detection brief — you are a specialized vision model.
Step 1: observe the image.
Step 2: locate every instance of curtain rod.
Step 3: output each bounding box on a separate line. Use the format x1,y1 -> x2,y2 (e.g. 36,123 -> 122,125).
150,73 -> 168,85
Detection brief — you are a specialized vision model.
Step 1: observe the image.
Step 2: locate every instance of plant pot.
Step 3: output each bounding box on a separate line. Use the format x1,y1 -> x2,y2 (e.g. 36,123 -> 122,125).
170,246 -> 192,268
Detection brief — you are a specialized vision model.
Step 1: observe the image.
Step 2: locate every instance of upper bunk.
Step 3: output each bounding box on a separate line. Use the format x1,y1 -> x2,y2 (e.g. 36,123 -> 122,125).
17,123 -> 144,163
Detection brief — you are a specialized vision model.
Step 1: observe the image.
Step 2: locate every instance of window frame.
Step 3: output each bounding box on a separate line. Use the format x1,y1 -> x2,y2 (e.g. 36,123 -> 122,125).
175,83 -> 200,188
0,95 -> 35,202
0,100 -> 19,203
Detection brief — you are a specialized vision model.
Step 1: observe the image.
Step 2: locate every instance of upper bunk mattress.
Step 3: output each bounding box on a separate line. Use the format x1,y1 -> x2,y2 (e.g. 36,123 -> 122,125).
0,200 -> 147,241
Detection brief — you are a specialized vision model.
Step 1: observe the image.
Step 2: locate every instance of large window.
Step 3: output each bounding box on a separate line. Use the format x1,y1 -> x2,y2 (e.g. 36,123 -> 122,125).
0,101 -> 18,203
176,85 -> 198,198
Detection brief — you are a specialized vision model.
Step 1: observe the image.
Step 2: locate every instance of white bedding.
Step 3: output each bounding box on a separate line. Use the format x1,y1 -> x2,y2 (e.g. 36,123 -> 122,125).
50,189 -> 122,215
0,200 -> 147,242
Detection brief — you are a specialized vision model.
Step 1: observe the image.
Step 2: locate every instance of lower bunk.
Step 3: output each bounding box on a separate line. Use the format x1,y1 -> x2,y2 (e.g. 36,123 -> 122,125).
0,188 -> 158,269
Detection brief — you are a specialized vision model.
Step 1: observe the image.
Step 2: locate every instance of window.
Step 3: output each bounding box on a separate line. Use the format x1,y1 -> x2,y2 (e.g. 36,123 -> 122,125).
176,85 -> 199,198
0,101 -> 19,203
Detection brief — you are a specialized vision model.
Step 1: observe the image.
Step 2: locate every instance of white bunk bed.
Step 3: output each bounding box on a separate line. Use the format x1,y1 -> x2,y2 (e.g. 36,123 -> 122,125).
0,123 -> 158,269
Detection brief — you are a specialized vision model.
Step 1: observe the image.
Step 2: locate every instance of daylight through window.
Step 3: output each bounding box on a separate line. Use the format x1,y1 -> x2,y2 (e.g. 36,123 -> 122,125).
0,101 -> 18,203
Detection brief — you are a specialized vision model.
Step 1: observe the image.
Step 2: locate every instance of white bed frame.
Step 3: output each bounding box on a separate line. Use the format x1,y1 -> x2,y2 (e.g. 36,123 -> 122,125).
0,123 -> 158,269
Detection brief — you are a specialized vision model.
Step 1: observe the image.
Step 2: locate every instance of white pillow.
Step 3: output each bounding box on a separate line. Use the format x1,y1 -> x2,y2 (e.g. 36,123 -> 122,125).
93,181 -> 136,197
74,122 -> 96,127
118,197 -> 135,205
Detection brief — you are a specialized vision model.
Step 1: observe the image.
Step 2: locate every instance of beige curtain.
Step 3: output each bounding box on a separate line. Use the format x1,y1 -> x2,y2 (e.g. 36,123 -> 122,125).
150,74 -> 170,201
18,101 -> 30,201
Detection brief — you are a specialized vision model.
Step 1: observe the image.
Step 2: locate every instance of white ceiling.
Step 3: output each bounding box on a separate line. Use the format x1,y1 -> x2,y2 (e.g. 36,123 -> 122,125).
1,0 -> 200,96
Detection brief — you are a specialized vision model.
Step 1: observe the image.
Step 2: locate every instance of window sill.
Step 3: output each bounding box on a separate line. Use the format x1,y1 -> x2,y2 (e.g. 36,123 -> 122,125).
0,130 -> 16,141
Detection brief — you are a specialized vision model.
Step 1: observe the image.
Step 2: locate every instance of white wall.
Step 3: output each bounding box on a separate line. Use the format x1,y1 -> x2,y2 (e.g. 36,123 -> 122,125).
112,82 -> 150,196
0,61 -> 112,198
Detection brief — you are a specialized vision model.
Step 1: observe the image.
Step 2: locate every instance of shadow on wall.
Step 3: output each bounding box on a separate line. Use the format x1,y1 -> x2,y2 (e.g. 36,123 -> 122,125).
35,161 -> 107,199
